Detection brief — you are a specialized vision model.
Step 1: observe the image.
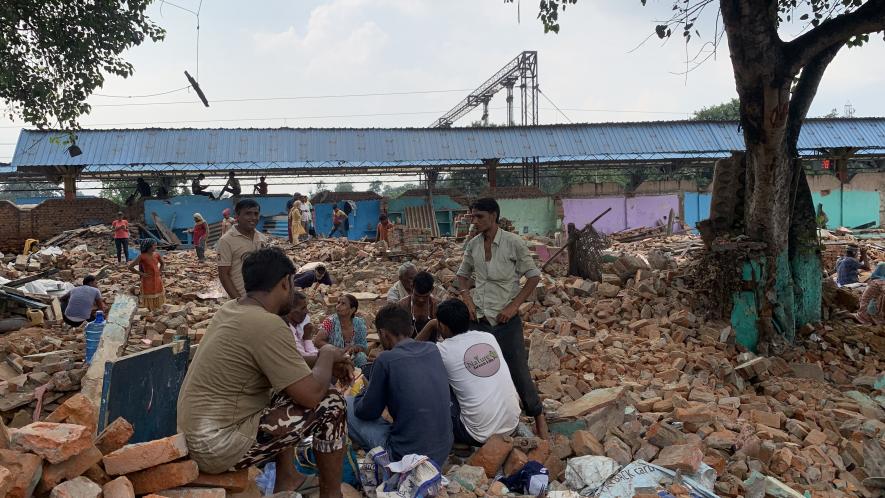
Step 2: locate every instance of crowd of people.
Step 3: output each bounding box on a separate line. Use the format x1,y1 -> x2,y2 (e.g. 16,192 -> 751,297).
85,189 -> 545,496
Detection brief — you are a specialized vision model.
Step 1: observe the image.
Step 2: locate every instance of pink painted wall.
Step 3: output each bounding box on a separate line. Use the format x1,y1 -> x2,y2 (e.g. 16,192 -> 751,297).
562,195 -> 680,233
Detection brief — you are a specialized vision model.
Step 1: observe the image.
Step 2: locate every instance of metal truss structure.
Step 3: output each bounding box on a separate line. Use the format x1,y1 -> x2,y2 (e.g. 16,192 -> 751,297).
430,51 -> 538,128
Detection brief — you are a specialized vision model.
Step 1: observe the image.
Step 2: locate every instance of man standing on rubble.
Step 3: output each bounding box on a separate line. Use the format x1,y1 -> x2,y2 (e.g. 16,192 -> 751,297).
178,247 -> 350,495
218,199 -> 267,299
456,197 -> 548,439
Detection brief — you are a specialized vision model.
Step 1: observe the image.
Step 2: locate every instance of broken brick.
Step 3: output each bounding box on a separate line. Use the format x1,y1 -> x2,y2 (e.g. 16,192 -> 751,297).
38,445 -> 104,493
103,476 -> 135,498
127,460 -> 200,495
653,443 -> 704,473
673,405 -> 716,424
102,433 -> 188,475
467,435 -> 513,478
159,487 -> 226,498
49,476 -> 102,498
503,448 -> 528,476
9,422 -> 92,464
44,393 -> 98,435
189,469 -> 249,492
570,430 -> 604,456
0,448 -> 43,498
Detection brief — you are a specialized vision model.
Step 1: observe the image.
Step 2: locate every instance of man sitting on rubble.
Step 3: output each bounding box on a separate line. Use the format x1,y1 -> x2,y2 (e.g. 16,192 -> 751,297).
178,247 -> 350,496
387,262 -> 418,303
293,264 -> 333,289
417,299 -> 520,447
836,246 -> 869,286
347,304 -> 453,467
60,275 -> 106,327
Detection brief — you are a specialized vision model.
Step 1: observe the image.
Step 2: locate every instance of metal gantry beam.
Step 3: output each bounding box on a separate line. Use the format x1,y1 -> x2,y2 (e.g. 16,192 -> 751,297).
430,51 -> 539,128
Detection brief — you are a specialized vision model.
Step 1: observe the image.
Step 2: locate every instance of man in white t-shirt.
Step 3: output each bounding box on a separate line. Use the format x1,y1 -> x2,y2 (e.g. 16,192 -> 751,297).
417,299 -> 520,446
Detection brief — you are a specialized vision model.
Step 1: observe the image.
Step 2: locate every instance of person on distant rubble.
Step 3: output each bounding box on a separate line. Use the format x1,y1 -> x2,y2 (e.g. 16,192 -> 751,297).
836,246 -> 869,286
457,197 -> 548,439
129,239 -> 166,311
816,203 -> 829,229
300,194 -> 314,239
192,173 -> 215,199
376,213 -> 393,244
221,208 -> 234,235
286,291 -> 319,358
855,262 -> 885,325
329,204 -> 348,238
387,262 -> 417,303
346,304 -> 453,467
253,176 -> 269,195
188,213 -> 209,262
219,171 -> 242,198
293,264 -> 333,289
111,211 -> 131,263
177,247 -> 351,495
289,194 -> 306,243
135,177 -> 152,198
60,275 -> 107,327
314,294 -> 368,369
218,199 -> 266,299
398,270 -> 437,337
416,299 -> 520,446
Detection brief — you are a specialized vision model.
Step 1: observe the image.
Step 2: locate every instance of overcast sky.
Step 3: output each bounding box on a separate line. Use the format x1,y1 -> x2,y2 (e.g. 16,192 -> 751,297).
1,0 -> 883,192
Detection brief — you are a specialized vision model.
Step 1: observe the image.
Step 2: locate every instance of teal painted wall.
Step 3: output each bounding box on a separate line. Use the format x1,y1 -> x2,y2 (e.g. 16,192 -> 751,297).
497,197 -> 558,235
388,194 -> 467,236
811,190 -> 880,229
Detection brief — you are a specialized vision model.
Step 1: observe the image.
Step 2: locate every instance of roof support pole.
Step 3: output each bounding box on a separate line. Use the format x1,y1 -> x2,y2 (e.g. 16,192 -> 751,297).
484,158 -> 499,191
63,172 -> 77,200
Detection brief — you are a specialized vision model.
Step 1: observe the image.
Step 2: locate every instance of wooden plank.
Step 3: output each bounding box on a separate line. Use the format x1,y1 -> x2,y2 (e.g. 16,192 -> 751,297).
98,341 -> 190,443
150,212 -> 182,246
4,268 -> 60,288
81,294 -> 138,406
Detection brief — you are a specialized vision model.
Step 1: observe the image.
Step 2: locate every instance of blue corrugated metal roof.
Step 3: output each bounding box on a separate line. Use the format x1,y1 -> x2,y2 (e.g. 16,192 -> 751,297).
8,118 -> 885,173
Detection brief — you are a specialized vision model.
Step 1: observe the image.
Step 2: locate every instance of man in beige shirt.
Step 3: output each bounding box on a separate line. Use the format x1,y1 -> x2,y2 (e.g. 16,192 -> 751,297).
218,199 -> 267,298
178,247 -> 350,496
456,197 -> 547,439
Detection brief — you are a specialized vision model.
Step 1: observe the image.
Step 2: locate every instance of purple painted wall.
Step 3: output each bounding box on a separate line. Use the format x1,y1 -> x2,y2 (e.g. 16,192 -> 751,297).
562,197 -> 627,234
562,195 -> 680,233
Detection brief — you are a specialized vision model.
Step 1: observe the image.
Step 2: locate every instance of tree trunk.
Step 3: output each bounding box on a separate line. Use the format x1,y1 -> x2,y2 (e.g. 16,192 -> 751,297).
707,0 -> 824,345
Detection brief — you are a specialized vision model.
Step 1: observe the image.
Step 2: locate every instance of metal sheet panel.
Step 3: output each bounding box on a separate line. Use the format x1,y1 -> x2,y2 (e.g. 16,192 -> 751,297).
10,118 -> 885,170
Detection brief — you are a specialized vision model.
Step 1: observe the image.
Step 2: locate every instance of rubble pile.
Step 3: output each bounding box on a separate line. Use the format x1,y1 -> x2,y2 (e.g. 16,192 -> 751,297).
0,230 -> 883,497
1,395 -> 260,497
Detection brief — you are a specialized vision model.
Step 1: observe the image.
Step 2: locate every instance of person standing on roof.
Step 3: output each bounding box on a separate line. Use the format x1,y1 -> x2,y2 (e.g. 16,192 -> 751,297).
111,211 -> 131,264
456,197 -> 548,439
192,174 -> 215,199
219,172 -> 242,198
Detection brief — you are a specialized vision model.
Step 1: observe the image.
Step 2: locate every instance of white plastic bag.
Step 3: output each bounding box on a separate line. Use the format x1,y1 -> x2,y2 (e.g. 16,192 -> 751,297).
564,456 -> 620,495
594,460 -> 719,498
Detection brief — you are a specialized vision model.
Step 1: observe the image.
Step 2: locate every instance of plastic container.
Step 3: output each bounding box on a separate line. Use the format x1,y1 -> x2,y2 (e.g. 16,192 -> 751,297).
27,309 -> 44,326
85,311 -> 106,365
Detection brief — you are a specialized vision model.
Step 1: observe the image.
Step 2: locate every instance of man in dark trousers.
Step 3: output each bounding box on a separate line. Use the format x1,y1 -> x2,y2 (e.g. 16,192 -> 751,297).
347,304 -> 452,467
456,197 -> 548,439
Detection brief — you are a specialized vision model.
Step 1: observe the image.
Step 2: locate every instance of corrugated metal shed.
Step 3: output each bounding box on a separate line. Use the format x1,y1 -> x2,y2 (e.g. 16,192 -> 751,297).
7,118 -> 885,174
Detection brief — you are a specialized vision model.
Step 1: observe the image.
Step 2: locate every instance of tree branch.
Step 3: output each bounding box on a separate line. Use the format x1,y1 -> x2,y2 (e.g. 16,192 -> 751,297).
785,0 -> 885,74
786,43 -> 842,152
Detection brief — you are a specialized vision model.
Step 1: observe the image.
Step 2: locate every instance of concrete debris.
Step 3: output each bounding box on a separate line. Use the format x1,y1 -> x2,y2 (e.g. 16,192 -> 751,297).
0,228 -> 881,497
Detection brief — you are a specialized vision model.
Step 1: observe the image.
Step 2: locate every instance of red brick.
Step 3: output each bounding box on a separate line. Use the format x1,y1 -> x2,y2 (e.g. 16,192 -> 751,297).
127,460 -> 199,495
189,469 -> 249,492
503,448 -> 528,476
804,429 -> 827,446
38,445 -> 104,493
157,488 -> 226,498
571,430 -> 605,456
49,476 -> 102,498
96,417 -> 135,455
103,476 -> 135,498
526,439 -> 550,462
542,454 -> 566,481
9,422 -> 92,464
103,433 -> 188,475
704,430 -> 738,450
750,409 -> 781,429
467,434 -> 513,477
653,443 -> 704,473
0,449 -> 43,498
673,405 -> 715,424
44,393 -> 99,435
646,421 -> 687,448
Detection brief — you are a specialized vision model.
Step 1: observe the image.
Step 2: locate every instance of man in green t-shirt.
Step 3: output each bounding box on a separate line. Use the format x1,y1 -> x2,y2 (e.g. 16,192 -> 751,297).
178,247 -> 350,496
